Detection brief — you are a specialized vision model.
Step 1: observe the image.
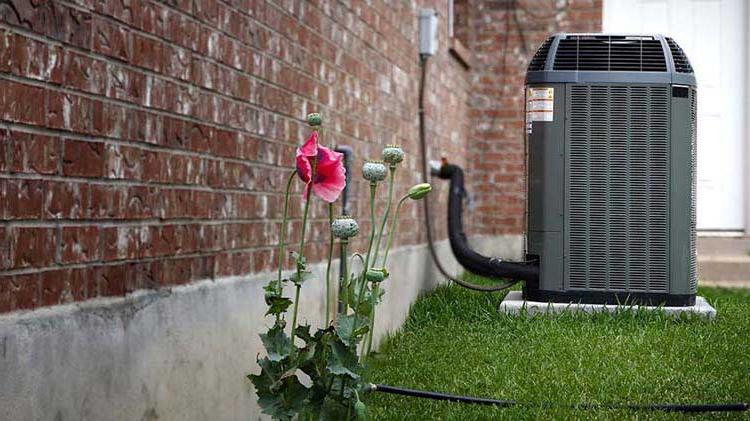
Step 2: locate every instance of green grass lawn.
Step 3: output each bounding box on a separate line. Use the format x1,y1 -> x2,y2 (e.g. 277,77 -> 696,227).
365,277 -> 750,420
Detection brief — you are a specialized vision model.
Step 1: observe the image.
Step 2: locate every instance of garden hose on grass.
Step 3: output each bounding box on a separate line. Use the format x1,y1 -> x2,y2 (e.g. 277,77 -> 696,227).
369,384 -> 749,414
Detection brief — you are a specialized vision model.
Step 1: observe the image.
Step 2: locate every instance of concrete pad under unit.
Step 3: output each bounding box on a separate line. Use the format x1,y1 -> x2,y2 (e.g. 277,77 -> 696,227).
499,291 -> 716,319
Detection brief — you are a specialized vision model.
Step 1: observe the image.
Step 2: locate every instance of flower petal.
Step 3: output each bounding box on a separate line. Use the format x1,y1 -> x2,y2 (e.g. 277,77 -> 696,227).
296,154 -> 312,183
311,146 -> 346,203
298,131 -> 318,157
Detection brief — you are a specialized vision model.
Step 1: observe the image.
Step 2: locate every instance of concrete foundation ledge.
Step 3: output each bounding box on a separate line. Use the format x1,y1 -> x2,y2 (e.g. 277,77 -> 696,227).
499,291 -> 716,319
0,235 -> 521,420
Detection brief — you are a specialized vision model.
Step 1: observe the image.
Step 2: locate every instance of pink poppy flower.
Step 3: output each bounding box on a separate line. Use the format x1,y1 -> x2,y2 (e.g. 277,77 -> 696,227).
296,131 -> 346,203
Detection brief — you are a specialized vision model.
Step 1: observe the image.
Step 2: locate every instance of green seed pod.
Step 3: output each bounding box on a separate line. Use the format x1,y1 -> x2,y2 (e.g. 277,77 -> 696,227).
381,145 -> 404,165
407,183 -> 432,200
331,216 -> 359,239
306,112 -> 322,127
365,268 -> 386,283
362,161 -> 387,183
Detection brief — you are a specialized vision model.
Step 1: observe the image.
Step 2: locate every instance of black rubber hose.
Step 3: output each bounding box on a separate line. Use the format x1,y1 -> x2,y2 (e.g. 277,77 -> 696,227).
372,384 -> 749,414
418,56 -> 520,292
437,163 -> 539,282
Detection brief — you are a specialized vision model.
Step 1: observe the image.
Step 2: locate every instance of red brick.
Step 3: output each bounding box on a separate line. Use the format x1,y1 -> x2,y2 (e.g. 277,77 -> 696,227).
213,129 -> 238,158
105,144 -> 143,179
1,179 -> 45,219
123,186 -> 158,219
7,273 -> 40,311
153,257 -> 192,287
5,33 -> 48,81
125,261 -> 158,292
60,226 -> 100,264
1,80 -> 45,126
10,226 -> 57,269
101,226 -> 142,261
252,248 -> 276,273
92,17 -> 131,61
0,226 -> 9,270
40,267 -> 89,305
0,129 -> 7,171
62,140 -> 104,177
94,264 -> 127,297
94,0 -> 140,27
192,255 -> 215,281
9,132 -> 60,175
87,184 -> 125,219
44,181 -> 89,219
0,275 -> 12,313
132,33 -> 164,72
163,45 -> 192,81
47,92 -> 92,133
162,117 -> 187,148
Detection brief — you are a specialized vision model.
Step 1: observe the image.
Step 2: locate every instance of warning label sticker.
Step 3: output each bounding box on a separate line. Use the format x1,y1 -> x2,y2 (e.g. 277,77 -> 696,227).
526,87 -> 554,124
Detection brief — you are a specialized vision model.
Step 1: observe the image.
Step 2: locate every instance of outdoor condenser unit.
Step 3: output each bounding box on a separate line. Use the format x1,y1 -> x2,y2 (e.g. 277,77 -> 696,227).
523,33 -> 697,306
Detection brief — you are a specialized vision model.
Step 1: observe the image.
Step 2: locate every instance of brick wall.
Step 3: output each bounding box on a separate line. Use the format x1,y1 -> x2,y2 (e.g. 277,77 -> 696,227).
0,0 -> 601,314
457,0 -> 602,235
0,0 -> 472,314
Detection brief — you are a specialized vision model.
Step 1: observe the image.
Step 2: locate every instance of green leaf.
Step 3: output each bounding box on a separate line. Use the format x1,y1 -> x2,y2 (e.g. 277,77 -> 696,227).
290,270 -> 315,286
347,276 -> 372,312
335,314 -> 370,345
291,251 -> 306,271
295,324 -> 313,342
249,357 -> 309,420
258,375 -> 309,420
263,280 -> 281,304
326,338 -> 361,380
354,400 -> 368,420
260,325 -> 293,362
265,296 -> 293,316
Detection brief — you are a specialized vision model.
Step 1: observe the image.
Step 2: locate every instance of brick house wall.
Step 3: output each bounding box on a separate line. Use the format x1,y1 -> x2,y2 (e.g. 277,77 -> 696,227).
456,0 -> 602,236
0,0 -> 601,315
0,0 -> 471,314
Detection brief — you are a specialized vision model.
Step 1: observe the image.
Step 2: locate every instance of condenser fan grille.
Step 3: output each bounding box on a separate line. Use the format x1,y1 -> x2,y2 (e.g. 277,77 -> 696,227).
553,35 -> 668,72
528,37 -> 553,71
566,85 -> 670,293
666,37 -> 694,73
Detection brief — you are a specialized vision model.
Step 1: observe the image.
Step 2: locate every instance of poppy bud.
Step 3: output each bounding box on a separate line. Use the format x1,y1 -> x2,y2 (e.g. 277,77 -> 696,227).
381,145 -> 404,165
331,216 -> 359,239
365,268 -> 387,283
306,112 -> 322,127
362,161 -> 387,183
407,183 -> 432,200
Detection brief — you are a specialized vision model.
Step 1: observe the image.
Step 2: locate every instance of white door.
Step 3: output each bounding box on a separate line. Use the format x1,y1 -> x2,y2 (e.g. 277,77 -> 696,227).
604,0 -> 747,231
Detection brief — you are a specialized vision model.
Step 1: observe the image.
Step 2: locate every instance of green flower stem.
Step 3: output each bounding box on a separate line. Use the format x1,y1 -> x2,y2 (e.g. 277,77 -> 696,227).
339,239 -> 349,316
290,150 -> 317,337
350,252 -> 365,272
274,170 -> 297,323
363,183 -> 378,271
372,166 -> 396,265
325,203 -> 334,326
365,282 -> 379,356
381,195 -> 409,267
291,284 -> 302,332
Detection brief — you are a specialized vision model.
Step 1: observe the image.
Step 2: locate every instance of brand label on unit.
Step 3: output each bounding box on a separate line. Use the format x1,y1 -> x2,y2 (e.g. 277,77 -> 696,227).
526,87 -> 554,129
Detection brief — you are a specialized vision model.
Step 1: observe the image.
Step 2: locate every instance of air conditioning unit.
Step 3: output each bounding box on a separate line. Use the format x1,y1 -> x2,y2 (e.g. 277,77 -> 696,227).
524,33 -> 697,306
